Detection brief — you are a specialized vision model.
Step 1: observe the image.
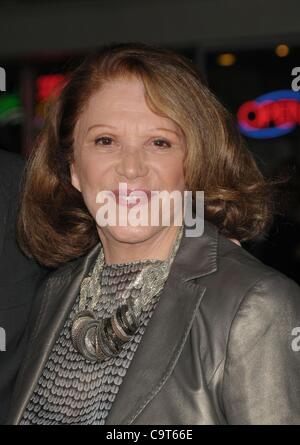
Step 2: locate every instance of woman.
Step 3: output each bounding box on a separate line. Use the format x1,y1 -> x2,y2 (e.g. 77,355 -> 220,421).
8,43 -> 300,425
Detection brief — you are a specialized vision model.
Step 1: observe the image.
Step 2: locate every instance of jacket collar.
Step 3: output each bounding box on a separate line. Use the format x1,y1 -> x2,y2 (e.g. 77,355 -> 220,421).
7,218 -> 218,425
171,218 -> 218,282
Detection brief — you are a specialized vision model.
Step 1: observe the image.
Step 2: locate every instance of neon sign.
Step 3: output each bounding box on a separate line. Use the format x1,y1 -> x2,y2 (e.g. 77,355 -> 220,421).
0,93 -> 22,124
238,90 -> 300,139
36,74 -> 66,101
35,74 -> 67,127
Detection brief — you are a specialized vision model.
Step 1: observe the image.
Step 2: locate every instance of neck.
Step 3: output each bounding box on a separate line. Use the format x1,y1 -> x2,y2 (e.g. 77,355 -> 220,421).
97,225 -> 182,266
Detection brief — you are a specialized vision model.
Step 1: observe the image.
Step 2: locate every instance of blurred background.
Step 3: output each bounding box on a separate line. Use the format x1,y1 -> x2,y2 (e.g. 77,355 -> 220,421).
1,0 -> 300,281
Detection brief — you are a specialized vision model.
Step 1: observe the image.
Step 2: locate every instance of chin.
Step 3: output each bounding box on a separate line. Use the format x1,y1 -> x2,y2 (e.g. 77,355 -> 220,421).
99,224 -> 161,245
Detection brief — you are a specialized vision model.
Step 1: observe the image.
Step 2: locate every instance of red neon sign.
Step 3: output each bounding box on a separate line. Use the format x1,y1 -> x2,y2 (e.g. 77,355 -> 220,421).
36,74 -> 67,101
238,90 -> 300,138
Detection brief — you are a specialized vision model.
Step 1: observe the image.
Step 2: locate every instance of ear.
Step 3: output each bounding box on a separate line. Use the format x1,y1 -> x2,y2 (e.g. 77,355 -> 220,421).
70,161 -> 82,193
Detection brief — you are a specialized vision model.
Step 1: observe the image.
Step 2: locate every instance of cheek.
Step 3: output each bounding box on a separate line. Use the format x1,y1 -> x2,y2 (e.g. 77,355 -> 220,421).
76,153 -> 105,190
160,157 -> 186,190
74,155 -> 107,215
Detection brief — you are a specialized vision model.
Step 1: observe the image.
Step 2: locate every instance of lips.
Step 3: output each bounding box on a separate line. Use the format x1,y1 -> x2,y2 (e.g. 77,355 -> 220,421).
112,189 -> 153,207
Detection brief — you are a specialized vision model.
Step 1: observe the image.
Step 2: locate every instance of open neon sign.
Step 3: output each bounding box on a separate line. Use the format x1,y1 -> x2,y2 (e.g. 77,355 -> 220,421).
238,90 -> 300,139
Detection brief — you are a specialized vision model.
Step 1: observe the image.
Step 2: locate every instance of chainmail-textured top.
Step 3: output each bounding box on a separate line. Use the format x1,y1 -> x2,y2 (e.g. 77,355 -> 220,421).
20,250 -> 175,424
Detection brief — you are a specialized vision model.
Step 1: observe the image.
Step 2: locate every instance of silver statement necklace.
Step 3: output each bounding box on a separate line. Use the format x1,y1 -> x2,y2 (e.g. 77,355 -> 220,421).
71,226 -> 183,362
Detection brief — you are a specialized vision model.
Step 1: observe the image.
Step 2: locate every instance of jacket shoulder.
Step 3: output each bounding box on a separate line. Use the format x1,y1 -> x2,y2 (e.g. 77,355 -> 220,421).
34,243 -> 100,298
220,262 -> 300,424
42,255 -> 86,284
199,231 -> 300,359
217,231 -> 299,300
197,232 -> 300,409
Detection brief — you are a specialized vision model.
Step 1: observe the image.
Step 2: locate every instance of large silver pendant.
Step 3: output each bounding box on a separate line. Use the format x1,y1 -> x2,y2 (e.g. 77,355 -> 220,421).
71,302 -> 139,362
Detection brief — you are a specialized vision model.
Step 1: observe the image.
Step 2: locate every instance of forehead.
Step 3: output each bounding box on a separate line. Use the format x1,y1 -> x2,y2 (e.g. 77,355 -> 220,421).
77,76 -> 181,132
89,77 -> 146,110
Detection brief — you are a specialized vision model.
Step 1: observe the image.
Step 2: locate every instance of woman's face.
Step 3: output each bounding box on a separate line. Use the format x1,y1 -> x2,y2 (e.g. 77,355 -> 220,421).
71,76 -> 187,248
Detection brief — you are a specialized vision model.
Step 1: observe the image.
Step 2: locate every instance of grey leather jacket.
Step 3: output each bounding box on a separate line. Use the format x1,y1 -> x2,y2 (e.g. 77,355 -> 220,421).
7,220 -> 300,425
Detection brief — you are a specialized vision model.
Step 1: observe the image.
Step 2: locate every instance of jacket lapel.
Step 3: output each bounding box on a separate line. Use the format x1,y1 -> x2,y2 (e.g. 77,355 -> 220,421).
7,220 -> 218,425
105,278 -> 207,425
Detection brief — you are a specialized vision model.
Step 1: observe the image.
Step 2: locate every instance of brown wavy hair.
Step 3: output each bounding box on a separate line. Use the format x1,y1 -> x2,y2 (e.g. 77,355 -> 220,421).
18,42 -> 274,268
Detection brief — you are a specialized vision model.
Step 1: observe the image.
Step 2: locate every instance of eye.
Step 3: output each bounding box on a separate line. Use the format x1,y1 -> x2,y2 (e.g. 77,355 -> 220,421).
152,139 -> 171,148
94,136 -> 114,146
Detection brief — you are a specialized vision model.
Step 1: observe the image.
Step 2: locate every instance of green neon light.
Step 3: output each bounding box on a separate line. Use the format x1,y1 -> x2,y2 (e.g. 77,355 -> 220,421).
0,93 -> 21,117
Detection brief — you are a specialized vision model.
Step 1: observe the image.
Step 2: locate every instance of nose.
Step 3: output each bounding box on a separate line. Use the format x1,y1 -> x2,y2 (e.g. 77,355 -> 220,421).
115,145 -> 149,180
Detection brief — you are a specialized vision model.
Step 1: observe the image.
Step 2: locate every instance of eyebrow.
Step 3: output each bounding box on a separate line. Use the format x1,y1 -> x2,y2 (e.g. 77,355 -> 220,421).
87,124 -> 116,133
148,127 -> 181,137
87,124 -> 181,137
